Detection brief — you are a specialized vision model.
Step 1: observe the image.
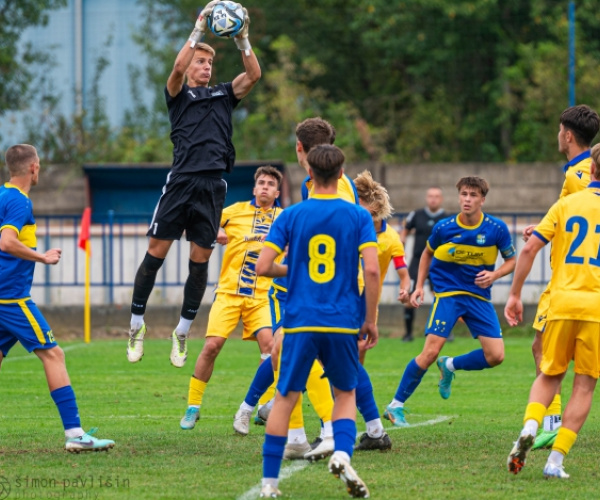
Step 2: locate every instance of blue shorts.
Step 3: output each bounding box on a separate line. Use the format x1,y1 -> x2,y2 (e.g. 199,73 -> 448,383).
0,299 -> 57,356
277,332 -> 359,396
425,294 -> 502,339
269,285 -> 287,334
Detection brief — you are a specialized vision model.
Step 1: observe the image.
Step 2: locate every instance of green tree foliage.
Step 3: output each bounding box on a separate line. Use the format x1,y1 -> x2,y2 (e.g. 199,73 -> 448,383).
13,0 -> 600,164
132,0 -> 600,164
0,0 -> 67,116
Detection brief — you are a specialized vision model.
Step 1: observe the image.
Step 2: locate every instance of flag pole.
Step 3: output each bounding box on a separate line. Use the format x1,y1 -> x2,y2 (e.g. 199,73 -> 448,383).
84,238 -> 91,343
78,207 -> 92,343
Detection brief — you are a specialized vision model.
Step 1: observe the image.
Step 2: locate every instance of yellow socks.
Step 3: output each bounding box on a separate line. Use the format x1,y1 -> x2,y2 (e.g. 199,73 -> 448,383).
552,427 -> 577,456
188,377 -> 207,406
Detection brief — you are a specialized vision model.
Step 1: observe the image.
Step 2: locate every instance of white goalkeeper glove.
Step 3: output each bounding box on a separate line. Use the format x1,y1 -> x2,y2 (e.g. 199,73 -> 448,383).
233,6 -> 251,53
189,0 -> 219,47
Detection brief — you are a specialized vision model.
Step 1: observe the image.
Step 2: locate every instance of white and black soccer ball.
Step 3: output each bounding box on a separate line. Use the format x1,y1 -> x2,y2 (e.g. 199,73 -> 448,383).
208,1 -> 245,38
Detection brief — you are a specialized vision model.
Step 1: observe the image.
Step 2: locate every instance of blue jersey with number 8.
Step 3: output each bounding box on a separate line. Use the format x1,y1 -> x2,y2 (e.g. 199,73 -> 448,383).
264,195 -> 377,334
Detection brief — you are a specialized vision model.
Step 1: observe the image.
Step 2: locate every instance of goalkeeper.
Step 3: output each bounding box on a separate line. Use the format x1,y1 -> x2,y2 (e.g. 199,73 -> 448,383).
126,2 -> 261,369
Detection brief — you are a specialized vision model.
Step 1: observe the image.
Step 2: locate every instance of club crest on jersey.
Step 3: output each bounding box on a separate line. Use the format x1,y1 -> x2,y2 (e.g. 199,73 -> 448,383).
476,234 -> 486,245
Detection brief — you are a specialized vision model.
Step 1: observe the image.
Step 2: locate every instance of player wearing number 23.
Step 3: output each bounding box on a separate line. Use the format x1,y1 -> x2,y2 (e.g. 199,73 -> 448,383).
504,143 -> 600,478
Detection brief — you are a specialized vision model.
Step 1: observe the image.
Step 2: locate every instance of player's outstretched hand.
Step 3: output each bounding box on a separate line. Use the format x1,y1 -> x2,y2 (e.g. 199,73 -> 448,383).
360,321 -> 378,350
504,295 -> 522,327
410,288 -> 424,308
44,248 -> 62,265
234,6 -> 251,51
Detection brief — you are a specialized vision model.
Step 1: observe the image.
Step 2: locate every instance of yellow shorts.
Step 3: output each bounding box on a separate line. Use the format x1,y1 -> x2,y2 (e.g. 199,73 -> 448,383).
541,319 -> 600,378
532,286 -> 550,332
205,293 -> 271,341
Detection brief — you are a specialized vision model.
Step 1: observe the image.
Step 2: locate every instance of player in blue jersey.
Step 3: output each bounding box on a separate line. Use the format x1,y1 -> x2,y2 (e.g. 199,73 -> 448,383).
126,1 -> 260,368
384,177 -> 516,426
0,144 -> 114,452
256,145 -> 380,499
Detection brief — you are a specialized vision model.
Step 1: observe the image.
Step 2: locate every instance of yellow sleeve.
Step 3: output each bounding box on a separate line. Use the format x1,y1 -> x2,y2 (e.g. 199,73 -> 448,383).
535,201 -> 561,242
221,202 -> 240,227
560,164 -> 590,198
388,229 -> 405,258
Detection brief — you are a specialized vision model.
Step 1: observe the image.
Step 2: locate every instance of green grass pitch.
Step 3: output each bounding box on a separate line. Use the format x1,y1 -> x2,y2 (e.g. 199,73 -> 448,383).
1,334 -> 599,499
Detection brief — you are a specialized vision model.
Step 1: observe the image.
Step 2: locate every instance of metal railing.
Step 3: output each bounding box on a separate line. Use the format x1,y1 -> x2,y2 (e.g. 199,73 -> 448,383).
30,212 -> 549,305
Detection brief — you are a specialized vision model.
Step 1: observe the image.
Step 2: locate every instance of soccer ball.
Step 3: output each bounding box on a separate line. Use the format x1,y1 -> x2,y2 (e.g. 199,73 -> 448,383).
208,1 -> 245,38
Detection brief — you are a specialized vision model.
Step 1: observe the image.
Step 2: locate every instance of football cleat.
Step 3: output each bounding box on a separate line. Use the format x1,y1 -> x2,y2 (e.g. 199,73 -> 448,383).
127,324 -> 146,363
383,405 -> 409,427
180,406 -> 200,430
258,399 -> 273,423
304,436 -> 334,462
283,441 -> 312,460
437,356 -> 455,399
354,432 -> 392,452
309,436 -> 323,450
543,461 -> 570,479
65,428 -> 115,453
233,408 -> 252,436
170,331 -> 188,368
328,454 -> 370,498
532,430 -> 558,450
259,484 -> 282,498
507,433 -> 535,475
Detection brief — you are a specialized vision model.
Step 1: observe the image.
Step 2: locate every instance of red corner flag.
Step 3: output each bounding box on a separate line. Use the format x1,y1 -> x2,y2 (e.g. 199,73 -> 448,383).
78,207 -> 92,253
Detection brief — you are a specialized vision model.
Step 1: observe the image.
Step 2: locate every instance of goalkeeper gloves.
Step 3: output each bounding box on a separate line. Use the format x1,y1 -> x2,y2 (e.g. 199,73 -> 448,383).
189,0 -> 219,47
234,6 -> 251,52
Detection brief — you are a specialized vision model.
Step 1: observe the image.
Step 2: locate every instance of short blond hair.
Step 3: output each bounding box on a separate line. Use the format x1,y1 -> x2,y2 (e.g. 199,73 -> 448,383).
354,170 -> 394,220
195,43 -> 215,56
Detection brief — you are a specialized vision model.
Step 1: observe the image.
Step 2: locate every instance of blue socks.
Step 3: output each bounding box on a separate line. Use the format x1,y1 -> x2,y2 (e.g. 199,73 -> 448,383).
356,364 -> 379,422
244,359 -> 275,407
50,385 -> 81,431
452,349 -> 491,371
263,434 -> 287,479
394,358 -> 427,402
332,419 -> 356,458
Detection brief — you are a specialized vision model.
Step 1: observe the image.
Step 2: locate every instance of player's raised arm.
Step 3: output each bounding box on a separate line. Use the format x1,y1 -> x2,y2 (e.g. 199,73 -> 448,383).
167,1 -> 218,97
231,7 -> 261,99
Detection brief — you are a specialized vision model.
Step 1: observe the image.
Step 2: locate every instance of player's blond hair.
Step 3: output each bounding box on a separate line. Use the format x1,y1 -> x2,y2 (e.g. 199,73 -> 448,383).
354,170 -> 394,221
195,43 -> 215,56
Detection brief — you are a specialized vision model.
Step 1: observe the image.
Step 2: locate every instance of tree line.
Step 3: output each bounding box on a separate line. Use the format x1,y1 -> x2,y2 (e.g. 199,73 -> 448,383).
4,0 -> 600,167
